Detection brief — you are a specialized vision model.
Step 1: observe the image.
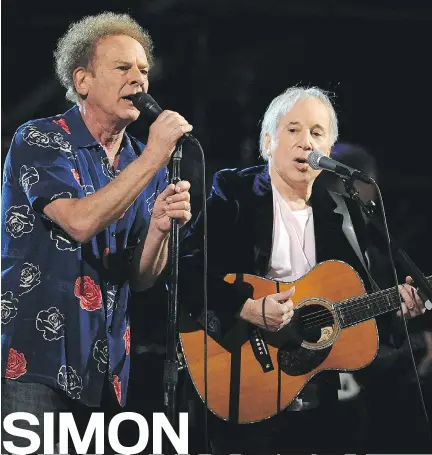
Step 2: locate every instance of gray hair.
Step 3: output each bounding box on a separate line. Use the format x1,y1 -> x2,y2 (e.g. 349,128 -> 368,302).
54,12 -> 154,104
259,86 -> 339,161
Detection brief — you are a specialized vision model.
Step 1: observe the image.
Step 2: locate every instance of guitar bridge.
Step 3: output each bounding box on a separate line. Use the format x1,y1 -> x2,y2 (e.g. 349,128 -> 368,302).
249,327 -> 274,373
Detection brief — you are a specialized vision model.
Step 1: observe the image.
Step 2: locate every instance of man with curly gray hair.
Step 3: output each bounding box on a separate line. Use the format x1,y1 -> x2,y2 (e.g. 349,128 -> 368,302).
2,11 -> 192,453
55,12 -> 155,105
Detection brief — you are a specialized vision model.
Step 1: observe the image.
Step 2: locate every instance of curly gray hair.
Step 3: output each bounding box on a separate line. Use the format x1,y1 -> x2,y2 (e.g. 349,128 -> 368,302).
259,86 -> 339,161
54,11 -> 154,104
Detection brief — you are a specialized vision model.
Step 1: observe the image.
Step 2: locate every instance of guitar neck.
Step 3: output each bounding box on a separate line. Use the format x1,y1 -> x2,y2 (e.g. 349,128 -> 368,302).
336,276 -> 432,328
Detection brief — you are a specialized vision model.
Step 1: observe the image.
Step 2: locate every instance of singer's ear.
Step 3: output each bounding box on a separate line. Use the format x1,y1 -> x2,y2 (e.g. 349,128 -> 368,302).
73,67 -> 91,98
264,134 -> 272,157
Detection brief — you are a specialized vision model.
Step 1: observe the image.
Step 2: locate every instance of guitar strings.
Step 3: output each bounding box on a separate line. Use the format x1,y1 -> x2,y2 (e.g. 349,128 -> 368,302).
301,298 -> 397,330
299,289 -> 395,323
300,292 -> 392,325
285,276 -> 431,330
299,290 -> 400,330
301,292 -> 397,326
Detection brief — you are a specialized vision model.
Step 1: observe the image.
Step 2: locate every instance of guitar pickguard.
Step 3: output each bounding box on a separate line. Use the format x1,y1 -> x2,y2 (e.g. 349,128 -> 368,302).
277,298 -> 337,376
278,340 -> 332,376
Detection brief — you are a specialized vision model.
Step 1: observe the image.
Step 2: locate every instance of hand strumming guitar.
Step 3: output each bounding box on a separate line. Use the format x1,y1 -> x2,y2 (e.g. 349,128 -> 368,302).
239,287 -> 296,332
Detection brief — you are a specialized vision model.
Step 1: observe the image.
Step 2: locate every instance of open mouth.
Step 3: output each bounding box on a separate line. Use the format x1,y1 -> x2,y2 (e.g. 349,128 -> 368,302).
293,158 -> 310,172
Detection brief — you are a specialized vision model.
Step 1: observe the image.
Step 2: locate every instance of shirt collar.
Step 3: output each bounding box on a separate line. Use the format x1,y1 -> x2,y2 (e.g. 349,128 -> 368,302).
62,105 -> 133,151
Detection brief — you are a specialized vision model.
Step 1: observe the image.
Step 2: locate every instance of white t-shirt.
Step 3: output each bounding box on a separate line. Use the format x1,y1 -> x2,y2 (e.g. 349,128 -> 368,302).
266,184 -> 319,411
267,184 -> 316,281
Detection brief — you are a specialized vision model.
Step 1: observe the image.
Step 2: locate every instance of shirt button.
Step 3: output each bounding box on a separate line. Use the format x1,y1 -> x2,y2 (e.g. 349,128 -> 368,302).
111,231 -> 116,237
108,326 -> 113,334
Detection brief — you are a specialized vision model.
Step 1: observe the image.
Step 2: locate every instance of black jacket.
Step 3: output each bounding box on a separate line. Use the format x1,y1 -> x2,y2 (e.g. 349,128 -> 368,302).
179,165 -> 377,332
177,165 -> 394,403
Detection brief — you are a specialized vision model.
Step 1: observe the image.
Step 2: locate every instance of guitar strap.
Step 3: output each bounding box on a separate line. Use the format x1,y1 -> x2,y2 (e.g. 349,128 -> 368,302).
328,191 -> 381,292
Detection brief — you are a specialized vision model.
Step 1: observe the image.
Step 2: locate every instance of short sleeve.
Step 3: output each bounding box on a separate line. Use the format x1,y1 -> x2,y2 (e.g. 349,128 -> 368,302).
4,122 -> 83,213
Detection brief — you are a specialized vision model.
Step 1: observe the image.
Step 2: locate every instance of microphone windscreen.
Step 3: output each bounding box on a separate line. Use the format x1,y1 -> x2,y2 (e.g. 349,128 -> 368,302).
307,150 -> 325,170
128,93 -> 163,119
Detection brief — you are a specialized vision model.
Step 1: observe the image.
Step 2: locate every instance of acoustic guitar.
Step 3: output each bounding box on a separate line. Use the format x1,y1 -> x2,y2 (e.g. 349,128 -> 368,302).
179,260 -> 431,423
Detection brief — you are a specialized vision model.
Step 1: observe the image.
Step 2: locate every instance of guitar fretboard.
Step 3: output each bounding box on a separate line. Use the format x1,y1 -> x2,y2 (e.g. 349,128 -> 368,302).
335,277 -> 432,329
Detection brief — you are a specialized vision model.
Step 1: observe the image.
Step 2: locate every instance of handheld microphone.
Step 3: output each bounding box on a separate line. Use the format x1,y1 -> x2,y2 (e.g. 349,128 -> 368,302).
308,150 -> 374,184
127,93 -> 196,143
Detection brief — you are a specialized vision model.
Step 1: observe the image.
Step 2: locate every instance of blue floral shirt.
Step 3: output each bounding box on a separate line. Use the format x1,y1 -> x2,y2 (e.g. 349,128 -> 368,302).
1,105 -> 168,406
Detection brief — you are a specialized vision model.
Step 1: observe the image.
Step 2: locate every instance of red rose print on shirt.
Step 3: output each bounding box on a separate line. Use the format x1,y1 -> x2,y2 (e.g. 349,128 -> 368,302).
53,118 -> 71,134
5,348 -> 27,379
71,169 -> 81,186
74,276 -> 102,311
112,375 -> 121,404
124,326 -> 131,355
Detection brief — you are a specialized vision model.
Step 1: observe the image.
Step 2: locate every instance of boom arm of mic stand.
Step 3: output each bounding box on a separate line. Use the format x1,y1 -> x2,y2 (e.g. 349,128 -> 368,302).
164,142 -> 183,455
343,178 -> 432,309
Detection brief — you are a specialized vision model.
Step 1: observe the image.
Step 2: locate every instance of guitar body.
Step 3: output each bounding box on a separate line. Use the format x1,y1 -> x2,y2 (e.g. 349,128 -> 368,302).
179,260 -> 379,423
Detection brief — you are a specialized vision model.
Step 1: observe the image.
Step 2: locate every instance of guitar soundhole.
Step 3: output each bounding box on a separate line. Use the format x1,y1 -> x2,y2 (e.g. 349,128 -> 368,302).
297,303 -> 334,343
277,303 -> 334,376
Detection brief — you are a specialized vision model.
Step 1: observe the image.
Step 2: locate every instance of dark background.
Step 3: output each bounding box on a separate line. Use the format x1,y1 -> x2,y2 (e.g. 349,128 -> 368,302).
2,0 -> 432,273
2,1 -> 432,452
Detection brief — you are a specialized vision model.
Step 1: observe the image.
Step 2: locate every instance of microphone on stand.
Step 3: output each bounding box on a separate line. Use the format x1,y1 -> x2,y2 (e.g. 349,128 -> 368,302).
127,92 -> 203,455
308,149 -> 374,184
127,92 -> 197,143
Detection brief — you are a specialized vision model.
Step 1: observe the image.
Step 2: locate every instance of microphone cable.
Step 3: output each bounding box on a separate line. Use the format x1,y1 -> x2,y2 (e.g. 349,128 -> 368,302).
364,179 -> 430,440
188,135 -> 210,453
128,92 -> 210,451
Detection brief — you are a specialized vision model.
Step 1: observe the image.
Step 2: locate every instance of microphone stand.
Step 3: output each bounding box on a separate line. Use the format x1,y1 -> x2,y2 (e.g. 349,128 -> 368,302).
343,178 -> 432,307
343,177 -> 432,445
163,141 -> 183,455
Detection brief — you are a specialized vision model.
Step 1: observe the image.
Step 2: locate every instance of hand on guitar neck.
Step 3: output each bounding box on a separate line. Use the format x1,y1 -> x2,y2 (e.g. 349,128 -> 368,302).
397,275 -> 428,318
239,287 -> 296,332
